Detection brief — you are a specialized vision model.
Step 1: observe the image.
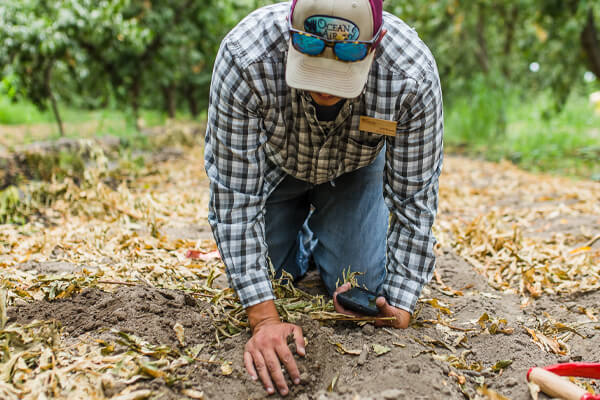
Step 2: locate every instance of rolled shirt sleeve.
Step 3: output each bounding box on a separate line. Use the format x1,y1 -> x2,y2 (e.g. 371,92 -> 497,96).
204,42 -> 275,308
383,69 -> 444,313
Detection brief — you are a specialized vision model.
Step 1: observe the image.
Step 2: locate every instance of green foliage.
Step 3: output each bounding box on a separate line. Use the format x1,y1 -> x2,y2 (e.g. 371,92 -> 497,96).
444,75 -> 509,145
0,0 -> 75,134
0,0 -> 261,127
0,186 -> 24,224
0,94 -> 51,125
1,0 -> 598,182
445,87 -> 600,178
385,0 -> 600,107
0,182 -> 68,224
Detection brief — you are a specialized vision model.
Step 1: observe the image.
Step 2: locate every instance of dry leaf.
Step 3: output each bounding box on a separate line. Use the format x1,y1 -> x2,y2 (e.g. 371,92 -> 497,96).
527,380 -> 540,400
220,362 -> 233,376
477,386 -> 511,400
372,344 -> 390,356
186,250 -> 220,262
112,390 -> 153,400
0,290 -> 6,330
448,371 -> 466,385
174,322 -> 185,346
327,372 -> 339,392
569,246 -> 591,255
491,360 -> 513,372
181,389 -> 205,399
334,343 -> 362,355
422,298 -> 452,315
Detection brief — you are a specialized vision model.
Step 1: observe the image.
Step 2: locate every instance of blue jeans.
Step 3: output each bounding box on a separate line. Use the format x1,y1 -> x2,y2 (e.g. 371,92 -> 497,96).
265,149 -> 387,296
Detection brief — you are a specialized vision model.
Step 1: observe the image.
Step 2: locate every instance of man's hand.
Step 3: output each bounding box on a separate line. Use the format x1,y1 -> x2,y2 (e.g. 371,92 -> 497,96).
244,300 -> 305,396
373,296 -> 410,329
333,283 -> 410,329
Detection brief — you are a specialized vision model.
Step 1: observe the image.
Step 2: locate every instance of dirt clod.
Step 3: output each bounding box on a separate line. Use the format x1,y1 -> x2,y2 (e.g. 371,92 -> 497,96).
406,363 -> 421,374
362,323 -> 375,336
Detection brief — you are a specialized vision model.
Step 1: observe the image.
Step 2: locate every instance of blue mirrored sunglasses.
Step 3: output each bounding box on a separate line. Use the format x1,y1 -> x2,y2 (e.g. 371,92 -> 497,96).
289,19 -> 383,62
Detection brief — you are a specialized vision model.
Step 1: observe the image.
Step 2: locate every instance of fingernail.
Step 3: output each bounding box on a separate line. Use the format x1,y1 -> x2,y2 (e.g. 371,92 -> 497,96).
281,389 -> 288,395
267,387 -> 274,394
294,378 -> 300,384
251,375 -> 257,381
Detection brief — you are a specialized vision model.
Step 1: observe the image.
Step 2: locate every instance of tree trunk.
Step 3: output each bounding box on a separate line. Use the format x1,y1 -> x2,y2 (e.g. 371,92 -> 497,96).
475,3 -> 490,74
44,62 -> 65,137
131,78 -> 141,132
582,8 -> 600,79
163,84 -> 176,119
501,7 -> 519,78
187,85 -> 198,119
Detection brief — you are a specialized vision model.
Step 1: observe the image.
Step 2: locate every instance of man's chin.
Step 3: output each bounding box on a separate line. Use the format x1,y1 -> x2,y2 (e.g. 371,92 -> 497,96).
309,91 -> 345,106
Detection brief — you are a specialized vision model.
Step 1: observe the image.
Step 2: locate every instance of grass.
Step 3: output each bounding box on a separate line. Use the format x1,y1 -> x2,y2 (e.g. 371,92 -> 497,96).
0,95 -> 173,147
2,85 -> 599,180
444,83 -> 600,180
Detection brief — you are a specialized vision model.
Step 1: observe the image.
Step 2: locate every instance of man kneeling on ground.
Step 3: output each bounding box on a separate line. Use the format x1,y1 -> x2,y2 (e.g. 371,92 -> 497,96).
204,0 -> 443,395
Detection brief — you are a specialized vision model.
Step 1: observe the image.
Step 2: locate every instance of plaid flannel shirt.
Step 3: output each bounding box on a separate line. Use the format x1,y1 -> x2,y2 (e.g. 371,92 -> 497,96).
205,2 -> 443,314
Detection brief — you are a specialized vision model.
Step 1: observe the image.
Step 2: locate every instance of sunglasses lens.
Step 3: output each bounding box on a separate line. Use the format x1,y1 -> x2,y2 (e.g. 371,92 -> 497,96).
292,32 -> 325,56
334,42 -> 369,62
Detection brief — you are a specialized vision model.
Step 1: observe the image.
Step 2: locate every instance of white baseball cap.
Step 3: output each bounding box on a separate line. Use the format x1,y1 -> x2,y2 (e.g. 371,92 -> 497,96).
285,0 -> 384,99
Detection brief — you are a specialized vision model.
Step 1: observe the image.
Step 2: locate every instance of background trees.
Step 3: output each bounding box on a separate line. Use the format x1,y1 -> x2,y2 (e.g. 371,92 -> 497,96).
386,0 -> 600,107
0,0 -> 253,133
1,0 -> 599,134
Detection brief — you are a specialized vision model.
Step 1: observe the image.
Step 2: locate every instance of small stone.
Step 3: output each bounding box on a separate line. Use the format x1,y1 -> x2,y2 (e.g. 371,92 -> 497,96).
407,363 -> 421,374
320,326 -> 335,336
362,324 -> 375,336
13,298 -> 28,306
100,256 -> 115,265
505,378 -> 518,387
441,364 -> 450,375
113,310 -> 127,321
558,356 -> 570,363
358,344 -> 369,366
380,388 -> 405,399
300,372 -> 310,383
184,294 -> 196,306
514,338 -> 529,346
571,355 -> 583,361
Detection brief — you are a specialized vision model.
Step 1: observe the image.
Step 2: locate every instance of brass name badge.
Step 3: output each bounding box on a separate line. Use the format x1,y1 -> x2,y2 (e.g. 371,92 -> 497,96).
359,116 -> 398,137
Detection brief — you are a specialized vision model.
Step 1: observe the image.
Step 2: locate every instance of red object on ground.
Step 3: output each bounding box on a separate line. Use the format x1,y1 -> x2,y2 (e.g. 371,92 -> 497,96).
527,363 -> 600,400
185,249 -> 221,261
542,363 -> 600,380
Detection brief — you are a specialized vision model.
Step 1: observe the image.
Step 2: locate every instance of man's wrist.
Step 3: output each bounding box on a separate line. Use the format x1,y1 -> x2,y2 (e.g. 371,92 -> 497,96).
246,299 -> 280,332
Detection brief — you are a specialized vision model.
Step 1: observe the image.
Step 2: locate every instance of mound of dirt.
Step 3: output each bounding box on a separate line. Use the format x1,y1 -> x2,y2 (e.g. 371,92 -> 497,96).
9,285 -> 211,348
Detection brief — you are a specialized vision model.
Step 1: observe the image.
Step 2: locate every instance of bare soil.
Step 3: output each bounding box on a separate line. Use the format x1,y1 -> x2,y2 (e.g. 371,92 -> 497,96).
8,251 -> 600,400
4,152 -> 600,400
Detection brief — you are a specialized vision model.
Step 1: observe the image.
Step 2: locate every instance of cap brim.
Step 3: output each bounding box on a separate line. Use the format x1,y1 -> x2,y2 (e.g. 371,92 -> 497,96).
285,42 -> 374,99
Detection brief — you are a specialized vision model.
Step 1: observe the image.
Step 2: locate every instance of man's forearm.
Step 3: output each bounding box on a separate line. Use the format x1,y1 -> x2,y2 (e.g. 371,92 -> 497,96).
247,300 -> 280,331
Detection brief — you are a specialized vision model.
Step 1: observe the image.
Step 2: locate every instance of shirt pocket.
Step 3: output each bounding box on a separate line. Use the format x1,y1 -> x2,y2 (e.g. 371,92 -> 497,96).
342,130 -> 385,170
348,130 -> 386,148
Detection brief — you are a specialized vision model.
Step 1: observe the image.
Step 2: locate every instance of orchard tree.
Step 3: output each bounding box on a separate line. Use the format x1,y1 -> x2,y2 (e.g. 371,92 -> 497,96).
0,0 -> 76,135
385,0 -> 600,109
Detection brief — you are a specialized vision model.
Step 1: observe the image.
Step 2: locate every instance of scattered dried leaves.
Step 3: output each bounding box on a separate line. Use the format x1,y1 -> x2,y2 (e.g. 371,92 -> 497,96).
0,148 -> 598,398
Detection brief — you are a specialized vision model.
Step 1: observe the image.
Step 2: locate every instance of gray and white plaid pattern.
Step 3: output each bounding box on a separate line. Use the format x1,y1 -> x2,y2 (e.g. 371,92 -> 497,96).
205,2 -> 443,313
